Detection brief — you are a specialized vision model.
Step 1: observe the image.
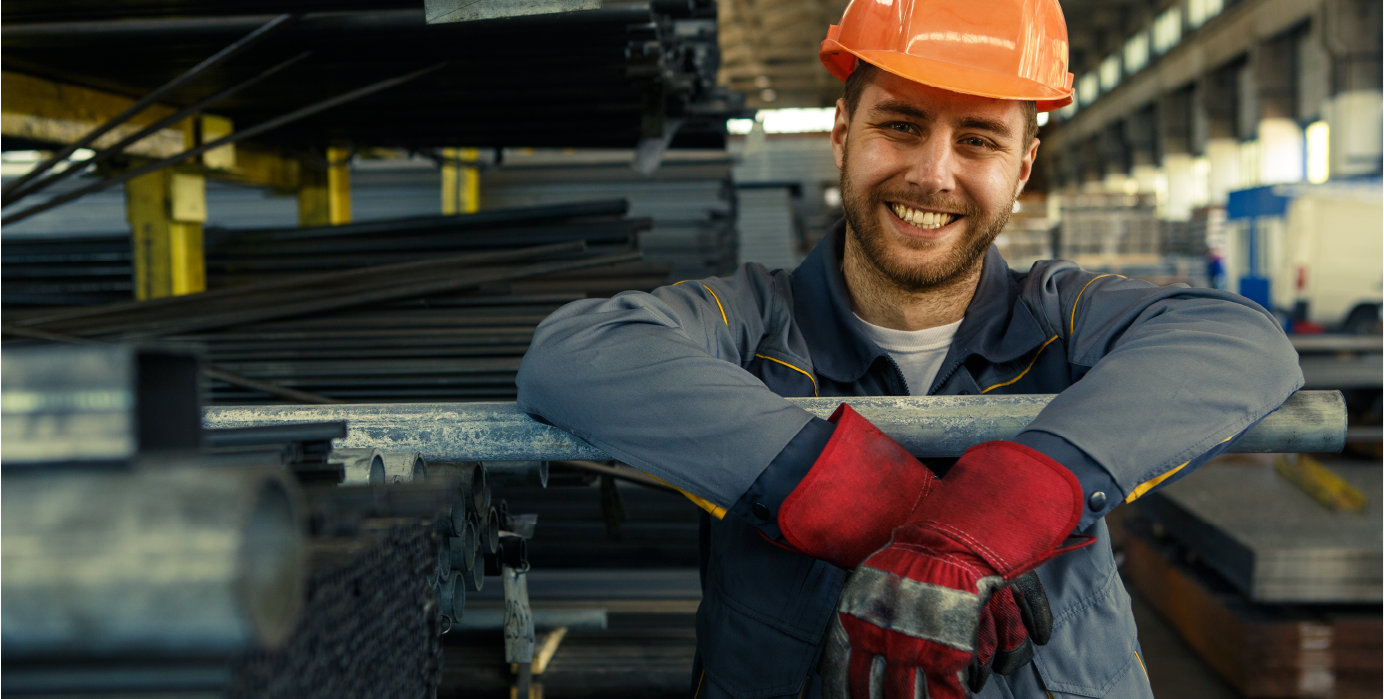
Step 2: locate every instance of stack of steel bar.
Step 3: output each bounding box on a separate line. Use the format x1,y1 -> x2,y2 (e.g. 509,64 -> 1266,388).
3,200 -> 672,404
201,200 -> 649,286
0,3 -> 736,152
1124,443 -> 1381,697
1,343 -> 552,697
0,234 -> 134,307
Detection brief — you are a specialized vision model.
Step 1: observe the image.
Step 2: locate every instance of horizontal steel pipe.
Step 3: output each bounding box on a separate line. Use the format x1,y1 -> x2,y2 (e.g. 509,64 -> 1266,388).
203,391 -> 1347,460
2,465 -> 305,656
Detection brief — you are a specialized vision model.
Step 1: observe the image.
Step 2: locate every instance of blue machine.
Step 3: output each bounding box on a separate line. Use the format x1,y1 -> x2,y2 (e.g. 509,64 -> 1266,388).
1224,186 -> 1291,312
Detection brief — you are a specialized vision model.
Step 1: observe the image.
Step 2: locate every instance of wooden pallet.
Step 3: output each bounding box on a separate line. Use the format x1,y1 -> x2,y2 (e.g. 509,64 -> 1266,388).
1123,517 -> 1381,698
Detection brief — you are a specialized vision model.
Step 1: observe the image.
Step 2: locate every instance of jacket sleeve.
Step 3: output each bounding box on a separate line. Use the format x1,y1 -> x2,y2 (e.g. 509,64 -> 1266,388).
1018,265 -> 1304,519
515,263 -> 817,510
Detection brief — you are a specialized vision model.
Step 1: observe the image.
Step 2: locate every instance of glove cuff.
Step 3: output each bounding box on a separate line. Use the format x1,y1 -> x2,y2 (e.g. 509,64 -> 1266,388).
915,440 -> 1090,578
778,403 -> 936,569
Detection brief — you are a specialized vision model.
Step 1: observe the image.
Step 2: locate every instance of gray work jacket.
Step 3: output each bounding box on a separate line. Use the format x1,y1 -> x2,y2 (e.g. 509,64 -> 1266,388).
516,220 -> 1303,698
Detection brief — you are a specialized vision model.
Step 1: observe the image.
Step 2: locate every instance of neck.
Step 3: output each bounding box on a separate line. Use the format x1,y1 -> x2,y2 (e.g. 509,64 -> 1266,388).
842,226 -> 984,331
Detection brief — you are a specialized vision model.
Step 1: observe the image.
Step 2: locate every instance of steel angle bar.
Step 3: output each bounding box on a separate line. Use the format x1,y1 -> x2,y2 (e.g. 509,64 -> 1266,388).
205,200 -> 630,245
4,51 -> 313,205
0,324 -> 342,405
209,358 -> 522,378
119,252 -> 640,339
200,346 -> 532,362
15,242 -> 585,334
0,13 -> 297,202
202,391 -> 1347,462
2,62 -> 446,226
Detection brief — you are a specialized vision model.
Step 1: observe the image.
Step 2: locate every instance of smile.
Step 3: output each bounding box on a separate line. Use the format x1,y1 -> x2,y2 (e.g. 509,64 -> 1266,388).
888,203 -> 957,230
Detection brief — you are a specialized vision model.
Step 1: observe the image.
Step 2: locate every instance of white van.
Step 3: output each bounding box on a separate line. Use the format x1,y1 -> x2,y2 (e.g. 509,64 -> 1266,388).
1270,184 -> 1383,333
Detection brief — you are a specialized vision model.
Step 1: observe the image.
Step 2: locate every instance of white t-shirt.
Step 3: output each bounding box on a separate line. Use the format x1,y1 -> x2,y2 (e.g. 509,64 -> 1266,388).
851,313 -> 963,395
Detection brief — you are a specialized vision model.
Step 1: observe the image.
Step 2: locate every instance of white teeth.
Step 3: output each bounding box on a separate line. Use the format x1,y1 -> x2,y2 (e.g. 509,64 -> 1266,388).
890,203 -> 954,230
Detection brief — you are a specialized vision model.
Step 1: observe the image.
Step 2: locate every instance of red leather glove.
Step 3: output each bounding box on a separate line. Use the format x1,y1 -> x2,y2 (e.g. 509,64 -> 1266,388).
817,441 -> 1092,699
777,406 -> 1078,697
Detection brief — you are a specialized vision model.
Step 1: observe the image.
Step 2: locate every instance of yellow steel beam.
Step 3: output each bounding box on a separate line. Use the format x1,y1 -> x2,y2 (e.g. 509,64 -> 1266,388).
0,71 -> 309,192
297,146 -> 352,226
126,169 -> 207,299
441,147 -> 480,215
1,71 -> 191,158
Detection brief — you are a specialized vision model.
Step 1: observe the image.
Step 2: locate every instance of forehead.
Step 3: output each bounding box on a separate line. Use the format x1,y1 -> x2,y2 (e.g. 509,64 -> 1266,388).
857,69 -> 1025,130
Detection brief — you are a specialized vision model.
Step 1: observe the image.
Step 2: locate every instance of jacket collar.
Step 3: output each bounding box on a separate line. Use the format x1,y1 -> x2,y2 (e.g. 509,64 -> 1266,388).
791,219 -> 1049,386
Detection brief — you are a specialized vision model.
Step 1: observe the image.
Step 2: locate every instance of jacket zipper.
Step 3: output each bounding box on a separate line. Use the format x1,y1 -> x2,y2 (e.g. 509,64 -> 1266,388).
884,356 -> 911,396
927,358 -> 966,396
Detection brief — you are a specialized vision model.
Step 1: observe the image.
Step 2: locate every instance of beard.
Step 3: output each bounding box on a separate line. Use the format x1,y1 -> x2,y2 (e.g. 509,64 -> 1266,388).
840,144 -> 1015,293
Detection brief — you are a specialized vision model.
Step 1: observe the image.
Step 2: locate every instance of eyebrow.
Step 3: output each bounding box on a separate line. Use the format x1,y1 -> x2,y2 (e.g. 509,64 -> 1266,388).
869,99 -> 1015,140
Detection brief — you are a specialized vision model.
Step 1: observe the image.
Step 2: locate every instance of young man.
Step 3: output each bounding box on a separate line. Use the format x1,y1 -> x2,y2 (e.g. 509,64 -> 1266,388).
516,1 -> 1303,697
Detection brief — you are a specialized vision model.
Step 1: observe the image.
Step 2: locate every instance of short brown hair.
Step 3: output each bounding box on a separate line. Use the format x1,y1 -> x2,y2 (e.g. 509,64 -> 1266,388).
842,61 -> 1039,144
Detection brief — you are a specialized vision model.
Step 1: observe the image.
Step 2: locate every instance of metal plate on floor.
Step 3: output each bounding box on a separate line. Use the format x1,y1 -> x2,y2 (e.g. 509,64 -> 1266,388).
1137,460 -> 1382,603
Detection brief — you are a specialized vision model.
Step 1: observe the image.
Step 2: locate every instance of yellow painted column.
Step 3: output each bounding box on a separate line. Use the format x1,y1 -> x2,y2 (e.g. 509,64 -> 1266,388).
441,147 -> 480,215
125,170 -> 207,299
298,147 -> 352,226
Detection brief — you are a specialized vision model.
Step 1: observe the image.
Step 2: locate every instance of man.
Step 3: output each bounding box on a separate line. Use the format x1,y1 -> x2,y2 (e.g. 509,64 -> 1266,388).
516,1 -> 1303,697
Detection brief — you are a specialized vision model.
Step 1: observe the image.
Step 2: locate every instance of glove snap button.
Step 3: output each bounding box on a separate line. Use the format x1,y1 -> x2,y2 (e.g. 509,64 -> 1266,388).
1087,491 -> 1107,511
752,502 -> 772,521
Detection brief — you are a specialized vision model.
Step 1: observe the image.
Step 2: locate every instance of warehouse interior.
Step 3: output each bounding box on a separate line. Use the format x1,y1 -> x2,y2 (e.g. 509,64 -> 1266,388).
1,0 -> 1380,697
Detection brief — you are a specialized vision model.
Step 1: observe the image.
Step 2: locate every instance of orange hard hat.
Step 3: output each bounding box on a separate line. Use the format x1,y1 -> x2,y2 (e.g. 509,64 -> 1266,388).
821,0 -> 1074,112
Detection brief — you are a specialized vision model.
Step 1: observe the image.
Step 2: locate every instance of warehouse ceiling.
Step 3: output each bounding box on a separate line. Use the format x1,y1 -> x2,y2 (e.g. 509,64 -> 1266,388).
717,0 -> 1159,110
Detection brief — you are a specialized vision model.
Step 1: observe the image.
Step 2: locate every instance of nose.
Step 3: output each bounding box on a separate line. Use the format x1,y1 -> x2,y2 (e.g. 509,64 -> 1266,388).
903,130 -> 958,193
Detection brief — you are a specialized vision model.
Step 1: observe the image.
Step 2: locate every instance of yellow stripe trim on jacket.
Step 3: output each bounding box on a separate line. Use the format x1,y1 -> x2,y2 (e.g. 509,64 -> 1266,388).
650,474 -> 727,519
1125,434 -> 1234,504
1135,650 -> 1149,680
673,279 -> 729,326
980,335 -> 1060,394
755,354 -> 819,396
1069,274 -> 1123,336
1124,461 -> 1188,503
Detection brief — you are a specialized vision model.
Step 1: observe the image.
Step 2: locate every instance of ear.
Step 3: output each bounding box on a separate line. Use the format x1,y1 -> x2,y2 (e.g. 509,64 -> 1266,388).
831,98 -> 849,171
1015,137 -> 1040,197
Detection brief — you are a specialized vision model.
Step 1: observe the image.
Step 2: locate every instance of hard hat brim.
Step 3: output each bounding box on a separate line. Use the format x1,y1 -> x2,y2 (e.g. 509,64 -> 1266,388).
822,40 -> 1073,113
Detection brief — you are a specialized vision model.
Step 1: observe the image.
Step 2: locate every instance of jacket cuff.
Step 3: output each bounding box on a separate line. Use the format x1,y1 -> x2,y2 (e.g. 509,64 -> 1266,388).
730,417 -> 835,539
1011,430 -> 1121,530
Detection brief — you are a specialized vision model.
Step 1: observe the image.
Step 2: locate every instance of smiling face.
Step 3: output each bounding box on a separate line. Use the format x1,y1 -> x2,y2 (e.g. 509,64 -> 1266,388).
832,67 -> 1040,294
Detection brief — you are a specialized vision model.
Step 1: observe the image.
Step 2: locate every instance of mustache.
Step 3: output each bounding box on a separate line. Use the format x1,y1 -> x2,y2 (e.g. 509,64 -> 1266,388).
870,188 -> 982,218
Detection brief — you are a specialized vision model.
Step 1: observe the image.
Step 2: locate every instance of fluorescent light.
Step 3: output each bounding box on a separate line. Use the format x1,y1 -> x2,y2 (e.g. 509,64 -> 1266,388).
1153,8 -> 1182,55
727,118 -> 756,135
1124,32 -> 1150,75
759,108 -> 837,134
1306,120 -> 1330,183
1188,0 -> 1223,28
1099,55 -> 1121,91
1037,112 -> 1049,127
1078,72 -> 1099,106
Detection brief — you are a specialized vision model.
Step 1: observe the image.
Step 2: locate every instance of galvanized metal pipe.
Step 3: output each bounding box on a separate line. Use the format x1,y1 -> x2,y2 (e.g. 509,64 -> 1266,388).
2,465 -> 305,656
381,451 -> 427,483
203,391 -> 1348,460
330,448 -> 384,485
